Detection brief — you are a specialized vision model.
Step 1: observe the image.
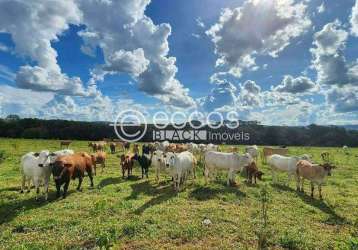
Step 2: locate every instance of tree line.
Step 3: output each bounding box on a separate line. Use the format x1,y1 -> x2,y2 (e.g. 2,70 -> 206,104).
0,117 -> 357,147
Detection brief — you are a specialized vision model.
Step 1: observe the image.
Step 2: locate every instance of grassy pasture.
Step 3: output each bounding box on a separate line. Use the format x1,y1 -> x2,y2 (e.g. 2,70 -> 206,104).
0,138 -> 357,249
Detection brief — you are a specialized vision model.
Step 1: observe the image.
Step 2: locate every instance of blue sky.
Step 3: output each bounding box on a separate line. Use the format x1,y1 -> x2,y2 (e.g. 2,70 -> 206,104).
0,0 -> 358,125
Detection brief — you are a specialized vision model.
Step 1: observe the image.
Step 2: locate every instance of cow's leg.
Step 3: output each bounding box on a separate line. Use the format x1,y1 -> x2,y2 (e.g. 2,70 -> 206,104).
88,170 -> 94,188
55,182 -> 61,198
296,176 -> 300,191
93,164 -> 97,176
77,176 -> 83,191
146,167 -> 149,178
310,182 -> 314,198
204,167 -> 209,185
34,178 -> 40,201
27,179 -> 31,193
287,173 -> 292,187
63,180 -> 70,198
156,167 -> 160,183
318,184 -> 322,199
44,178 -> 49,201
122,167 -> 125,178
227,170 -> 232,186
21,175 -> 26,193
300,179 -> 305,193
141,167 -> 144,179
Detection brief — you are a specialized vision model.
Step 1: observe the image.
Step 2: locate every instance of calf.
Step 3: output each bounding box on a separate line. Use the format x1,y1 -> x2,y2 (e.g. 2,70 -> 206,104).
246,162 -> 264,184
133,153 -> 152,179
91,151 -> 106,175
296,160 -> 335,199
120,154 -> 134,178
52,153 -> 94,198
204,151 -> 253,186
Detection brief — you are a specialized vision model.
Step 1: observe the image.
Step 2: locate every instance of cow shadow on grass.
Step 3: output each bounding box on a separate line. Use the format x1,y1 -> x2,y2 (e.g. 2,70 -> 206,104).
189,184 -> 246,201
97,175 -> 140,190
0,190 -> 75,224
272,183 -> 347,225
296,191 -> 347,225
125,181 -> 176,215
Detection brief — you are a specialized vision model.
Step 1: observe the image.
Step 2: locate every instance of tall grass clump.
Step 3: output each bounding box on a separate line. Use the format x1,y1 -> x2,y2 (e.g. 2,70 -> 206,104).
256,184 -> 271,250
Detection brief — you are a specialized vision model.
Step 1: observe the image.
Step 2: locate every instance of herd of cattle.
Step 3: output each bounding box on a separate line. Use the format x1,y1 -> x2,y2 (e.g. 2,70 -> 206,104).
19,141 -> 340,201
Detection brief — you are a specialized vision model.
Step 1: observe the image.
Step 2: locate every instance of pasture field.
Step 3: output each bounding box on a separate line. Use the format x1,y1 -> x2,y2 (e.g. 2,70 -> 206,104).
0,138 -> 357,250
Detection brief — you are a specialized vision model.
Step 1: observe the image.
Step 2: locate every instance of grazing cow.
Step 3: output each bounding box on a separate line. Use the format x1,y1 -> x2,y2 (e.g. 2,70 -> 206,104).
109,143 -> 116,154
91,151 -> 107,175
133,153 -> 152,179
164,151 -> 196,191
20,150 -> 51,200
245,145 -> 259,162
60,140 -> 71,149
204,151 -> 253,186
267,154 -> 311,185
246,162 -> 264,184
52,153 -> 94,198
120,154 -> 134,178
296,160 -> 335,199
262,147 -> 288,163
321,151 -> 330,163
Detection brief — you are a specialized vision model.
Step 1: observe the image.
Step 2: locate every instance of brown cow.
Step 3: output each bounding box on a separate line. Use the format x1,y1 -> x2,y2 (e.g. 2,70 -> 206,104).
91,151 -> 107,175
296,160 -> 335,199
120,154 -> 134,178
109,142 -> 116,154
60,140 -> 71,149
246,162 -> 264,184
52,152 -> 94,198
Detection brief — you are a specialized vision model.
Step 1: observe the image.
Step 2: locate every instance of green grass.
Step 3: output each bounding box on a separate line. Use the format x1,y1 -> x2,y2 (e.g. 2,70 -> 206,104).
0,138 -> 357,249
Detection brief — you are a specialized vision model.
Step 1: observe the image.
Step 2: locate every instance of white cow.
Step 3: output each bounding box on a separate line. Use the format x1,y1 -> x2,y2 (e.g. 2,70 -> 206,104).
20,150 -> 51,200
155,141 -> 170,152
245,145 -> 259,162
206,143 -> 219,152
21,149 -> 74,200
204,151 -> 253,186
164,151 -> 196,191
188,143 -> 200,154
46,149 -> 74,166
267,154 -> 311,185
152,150 -> 167,182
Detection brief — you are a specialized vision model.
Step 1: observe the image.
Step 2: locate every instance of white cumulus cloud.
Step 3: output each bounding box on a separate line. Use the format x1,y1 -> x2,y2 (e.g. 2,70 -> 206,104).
206,0 -> 311,78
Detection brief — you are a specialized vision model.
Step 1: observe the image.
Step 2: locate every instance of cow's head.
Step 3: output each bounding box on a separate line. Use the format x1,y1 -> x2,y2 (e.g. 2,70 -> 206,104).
320,163 -> 335,176
52,160 -> 71,182
256,171 -> 264,180
37,150 -> 50,168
